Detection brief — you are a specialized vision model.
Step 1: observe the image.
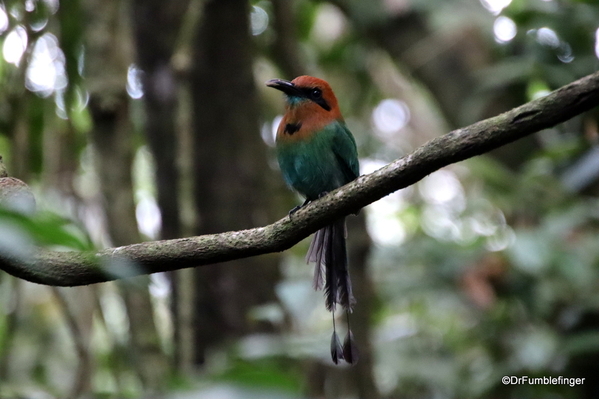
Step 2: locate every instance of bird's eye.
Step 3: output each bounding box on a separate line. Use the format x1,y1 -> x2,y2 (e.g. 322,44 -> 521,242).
311,88 -> 322,99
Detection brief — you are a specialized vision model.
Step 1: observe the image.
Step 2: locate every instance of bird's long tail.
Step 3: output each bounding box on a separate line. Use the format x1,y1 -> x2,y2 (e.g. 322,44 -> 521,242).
307,217 -> 358,364
307,218 -> 355,310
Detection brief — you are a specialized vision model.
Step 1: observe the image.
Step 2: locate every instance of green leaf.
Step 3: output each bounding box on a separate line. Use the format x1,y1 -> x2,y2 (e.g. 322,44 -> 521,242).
0,207 -> 94,251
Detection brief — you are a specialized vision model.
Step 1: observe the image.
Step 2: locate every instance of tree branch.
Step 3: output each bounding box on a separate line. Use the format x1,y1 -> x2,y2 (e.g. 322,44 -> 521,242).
2,71 -> 599,286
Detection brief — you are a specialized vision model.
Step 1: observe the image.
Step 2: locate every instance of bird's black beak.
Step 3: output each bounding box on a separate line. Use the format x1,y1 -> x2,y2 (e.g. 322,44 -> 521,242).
266,79 -> 304,97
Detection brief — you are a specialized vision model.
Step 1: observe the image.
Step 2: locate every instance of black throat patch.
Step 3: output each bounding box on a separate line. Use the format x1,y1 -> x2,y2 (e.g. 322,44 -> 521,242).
285,122 -> 302,135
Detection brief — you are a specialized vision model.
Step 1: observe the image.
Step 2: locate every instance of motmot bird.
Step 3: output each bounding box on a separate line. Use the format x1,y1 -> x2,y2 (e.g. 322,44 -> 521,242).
266,76 -> 359,364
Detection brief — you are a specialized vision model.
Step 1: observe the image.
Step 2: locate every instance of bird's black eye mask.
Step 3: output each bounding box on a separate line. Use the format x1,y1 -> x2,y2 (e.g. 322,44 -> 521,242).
301,87 -> 331,111
266,79 -> 331,111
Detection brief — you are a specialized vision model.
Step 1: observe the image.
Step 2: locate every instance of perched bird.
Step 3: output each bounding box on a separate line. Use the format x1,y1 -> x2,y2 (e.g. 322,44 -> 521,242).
266,76 -> 359,364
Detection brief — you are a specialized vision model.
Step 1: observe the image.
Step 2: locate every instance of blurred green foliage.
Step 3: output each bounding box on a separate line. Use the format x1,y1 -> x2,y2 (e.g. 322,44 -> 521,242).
0,208 -> 93,251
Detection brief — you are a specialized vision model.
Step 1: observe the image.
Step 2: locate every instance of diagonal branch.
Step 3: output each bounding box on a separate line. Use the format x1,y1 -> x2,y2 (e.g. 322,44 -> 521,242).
2,71 -> 599,286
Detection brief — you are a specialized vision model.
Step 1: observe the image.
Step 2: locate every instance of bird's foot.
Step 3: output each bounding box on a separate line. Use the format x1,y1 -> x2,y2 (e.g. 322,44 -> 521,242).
288,198 -> 311,218
288,205 -> 301,217
288,192 -> 329,219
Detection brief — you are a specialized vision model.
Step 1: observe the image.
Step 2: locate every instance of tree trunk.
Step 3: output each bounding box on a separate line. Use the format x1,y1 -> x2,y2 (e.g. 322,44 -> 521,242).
84,0 -> 168,392
130,0 -> 189,241
190,0 -> 282,365
269,0 -> 305,79
130,0 -> 191,372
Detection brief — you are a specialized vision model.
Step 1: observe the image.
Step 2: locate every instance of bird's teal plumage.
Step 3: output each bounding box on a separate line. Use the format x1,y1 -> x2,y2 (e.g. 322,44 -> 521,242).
276,121 -> 358,200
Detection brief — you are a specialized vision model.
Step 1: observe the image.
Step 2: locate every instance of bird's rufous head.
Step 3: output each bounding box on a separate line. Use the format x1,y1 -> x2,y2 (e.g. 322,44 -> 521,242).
266,76 -> 339,112
266,76 -> 343,139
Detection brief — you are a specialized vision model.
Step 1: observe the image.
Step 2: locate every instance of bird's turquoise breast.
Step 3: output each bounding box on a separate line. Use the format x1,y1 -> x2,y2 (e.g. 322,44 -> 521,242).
276,124 -> 358,200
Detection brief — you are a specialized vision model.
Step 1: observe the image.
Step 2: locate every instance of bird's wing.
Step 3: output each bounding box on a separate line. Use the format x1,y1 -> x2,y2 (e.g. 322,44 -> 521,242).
331,121 -> 359,182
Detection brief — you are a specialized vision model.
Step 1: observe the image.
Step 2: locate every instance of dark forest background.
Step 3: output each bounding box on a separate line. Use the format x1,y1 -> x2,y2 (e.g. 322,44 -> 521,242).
1,0 -> 599,398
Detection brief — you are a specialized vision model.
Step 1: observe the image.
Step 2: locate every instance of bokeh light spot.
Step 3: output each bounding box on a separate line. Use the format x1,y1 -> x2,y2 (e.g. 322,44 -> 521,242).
363,159 -> 408,246
43,0 -> 59,14
126,64 -> 144,99
3,25 -> 28,65
372,99 -> 410,138
536,27 -> 559,48
557,42 -> 574,63
419,170 -> 464,206
250,6 -> 268,36
26,33 -> 67,97
0,6 -> 8,34
312,3 -> 346,46
30,18 -> 48,32
480,0 -> 511,15
136,195 -> 161,240
493,16 -> 516,43
25,0 -> 35,12
270,115 -> 282,144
